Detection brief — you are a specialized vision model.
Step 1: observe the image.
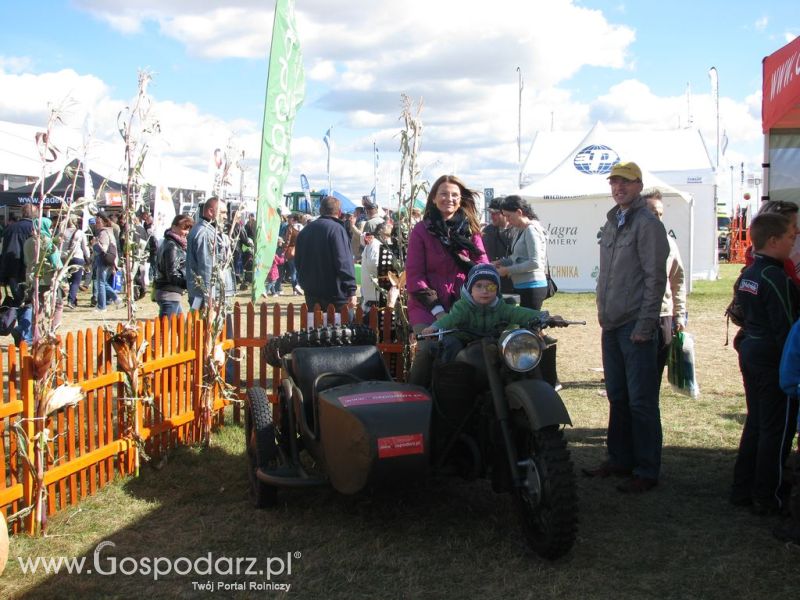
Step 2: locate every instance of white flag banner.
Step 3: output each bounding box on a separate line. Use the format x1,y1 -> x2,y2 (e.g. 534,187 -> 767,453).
152,184 -> 175,246
373,141 -> 379,204
323,126 -> 333,191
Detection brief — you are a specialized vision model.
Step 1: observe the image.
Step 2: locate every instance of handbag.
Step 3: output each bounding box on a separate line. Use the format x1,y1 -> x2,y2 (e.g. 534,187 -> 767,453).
546,271 -> 558,299
545,261 -> 558,299
103,243 -> 118,267
667,331 -> 700,398
94,240 -> 117,267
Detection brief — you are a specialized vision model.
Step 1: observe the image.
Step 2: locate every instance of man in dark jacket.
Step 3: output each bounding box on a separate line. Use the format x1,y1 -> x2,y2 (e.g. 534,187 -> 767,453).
731,212 -> 800,514
295,196 -> 357,311
0,204 -> 37,305
481,198 -> 513,293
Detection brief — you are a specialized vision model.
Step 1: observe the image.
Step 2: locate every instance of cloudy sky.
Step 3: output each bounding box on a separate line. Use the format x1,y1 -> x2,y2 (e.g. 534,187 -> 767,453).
1,0 -> 797,205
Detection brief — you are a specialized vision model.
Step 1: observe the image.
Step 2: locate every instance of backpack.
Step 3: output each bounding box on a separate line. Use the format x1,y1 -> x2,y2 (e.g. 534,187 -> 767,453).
723,271 -> 745,346
724,272 -> 745,328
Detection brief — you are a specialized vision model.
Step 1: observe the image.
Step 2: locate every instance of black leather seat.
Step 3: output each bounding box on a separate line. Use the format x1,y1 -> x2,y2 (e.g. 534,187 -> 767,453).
289,345 -> 392,430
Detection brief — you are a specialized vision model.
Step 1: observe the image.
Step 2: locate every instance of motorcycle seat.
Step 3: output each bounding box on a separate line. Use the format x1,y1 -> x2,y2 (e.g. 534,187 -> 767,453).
290,345 -> 392,432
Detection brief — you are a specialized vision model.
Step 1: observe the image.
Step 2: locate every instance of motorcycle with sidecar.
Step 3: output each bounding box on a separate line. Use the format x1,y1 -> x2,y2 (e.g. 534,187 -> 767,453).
245,314 -> 581,559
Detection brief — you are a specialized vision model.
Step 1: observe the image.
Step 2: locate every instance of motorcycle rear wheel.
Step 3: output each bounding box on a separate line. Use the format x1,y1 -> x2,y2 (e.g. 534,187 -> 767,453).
514,426 -> 577,559
245,387 -> 279,508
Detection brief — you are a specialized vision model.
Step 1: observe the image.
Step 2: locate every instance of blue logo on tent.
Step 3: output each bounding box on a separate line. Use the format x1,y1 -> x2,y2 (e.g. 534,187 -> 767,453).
573,144 -> 620,175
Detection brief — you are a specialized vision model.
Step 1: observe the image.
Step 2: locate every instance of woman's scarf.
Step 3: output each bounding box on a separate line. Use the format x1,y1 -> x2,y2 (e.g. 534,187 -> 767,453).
424,210 -> 479,273
164,228 -> 187,250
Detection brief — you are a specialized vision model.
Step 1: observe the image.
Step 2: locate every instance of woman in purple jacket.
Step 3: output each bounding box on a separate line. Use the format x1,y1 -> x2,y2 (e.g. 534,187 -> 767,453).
406,174 -> 488,385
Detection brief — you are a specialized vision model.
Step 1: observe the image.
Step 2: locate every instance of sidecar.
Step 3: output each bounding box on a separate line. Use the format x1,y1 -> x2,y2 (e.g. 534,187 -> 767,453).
245,340 -> 433,507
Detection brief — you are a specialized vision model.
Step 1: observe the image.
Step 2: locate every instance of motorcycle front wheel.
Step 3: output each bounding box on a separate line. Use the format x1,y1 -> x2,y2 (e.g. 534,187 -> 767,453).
513,426 -> 577,559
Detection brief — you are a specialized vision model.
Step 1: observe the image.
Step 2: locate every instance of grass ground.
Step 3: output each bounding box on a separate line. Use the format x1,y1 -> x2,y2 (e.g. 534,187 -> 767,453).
3,264 -> 800,599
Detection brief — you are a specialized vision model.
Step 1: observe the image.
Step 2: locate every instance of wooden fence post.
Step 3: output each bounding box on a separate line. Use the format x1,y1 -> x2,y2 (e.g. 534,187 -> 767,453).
20,350 -> 36,535
193,317 -> 204,441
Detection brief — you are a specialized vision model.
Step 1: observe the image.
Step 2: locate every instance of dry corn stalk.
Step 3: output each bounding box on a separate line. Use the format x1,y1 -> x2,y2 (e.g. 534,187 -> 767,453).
110,325 -> 140,377
109,324 -> 148,476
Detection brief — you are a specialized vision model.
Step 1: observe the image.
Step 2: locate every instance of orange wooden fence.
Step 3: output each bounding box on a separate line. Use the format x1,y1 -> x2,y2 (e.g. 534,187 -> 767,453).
0,301 -> 402,534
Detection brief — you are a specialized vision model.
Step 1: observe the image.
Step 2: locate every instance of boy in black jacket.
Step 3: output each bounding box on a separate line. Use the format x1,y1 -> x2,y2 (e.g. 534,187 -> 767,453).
731,212 -> 800,515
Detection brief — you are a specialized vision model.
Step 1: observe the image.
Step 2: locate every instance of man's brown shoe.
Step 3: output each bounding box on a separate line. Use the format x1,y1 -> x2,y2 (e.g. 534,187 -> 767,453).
616,476 -> 658,494
582,462 -> 632,478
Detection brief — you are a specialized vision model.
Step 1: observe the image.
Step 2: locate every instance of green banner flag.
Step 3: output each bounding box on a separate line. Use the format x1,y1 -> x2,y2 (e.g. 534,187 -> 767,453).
253,0 -> 305,301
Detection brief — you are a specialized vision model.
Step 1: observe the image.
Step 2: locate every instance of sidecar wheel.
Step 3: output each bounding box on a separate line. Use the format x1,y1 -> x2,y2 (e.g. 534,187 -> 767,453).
245,387 -> 278,508
514,427 -> 577,559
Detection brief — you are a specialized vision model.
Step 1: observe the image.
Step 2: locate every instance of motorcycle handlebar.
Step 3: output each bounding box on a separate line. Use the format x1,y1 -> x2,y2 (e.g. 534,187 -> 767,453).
546,318 -> 586,327
414,319 -> 586,340
414,328 -> 462,340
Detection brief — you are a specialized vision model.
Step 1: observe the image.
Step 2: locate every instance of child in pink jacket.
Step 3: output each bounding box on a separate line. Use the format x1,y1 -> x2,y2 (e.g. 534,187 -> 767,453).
266,241 -> 285,296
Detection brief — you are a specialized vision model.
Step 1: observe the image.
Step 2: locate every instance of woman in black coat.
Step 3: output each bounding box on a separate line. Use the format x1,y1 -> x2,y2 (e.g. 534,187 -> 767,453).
154,214 -> 193,318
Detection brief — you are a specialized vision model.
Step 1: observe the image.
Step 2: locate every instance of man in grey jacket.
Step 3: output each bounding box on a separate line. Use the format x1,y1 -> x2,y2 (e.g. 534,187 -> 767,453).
186,196 -> 236,310
584,161 -> 669,494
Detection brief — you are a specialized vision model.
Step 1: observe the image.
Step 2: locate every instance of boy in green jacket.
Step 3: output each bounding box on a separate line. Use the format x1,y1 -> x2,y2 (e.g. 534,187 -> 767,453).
421,263 -> 544,360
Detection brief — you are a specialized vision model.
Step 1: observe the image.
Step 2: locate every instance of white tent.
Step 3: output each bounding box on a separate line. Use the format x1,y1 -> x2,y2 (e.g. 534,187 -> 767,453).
520,122 -> 717,283
517,125 -> 695,293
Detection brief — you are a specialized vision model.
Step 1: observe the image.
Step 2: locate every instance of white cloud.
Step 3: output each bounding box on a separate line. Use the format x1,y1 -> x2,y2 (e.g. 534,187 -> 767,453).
77,0 -> 634,87
0,56 -> 34,74
308,60 -> 336,81
754,16 -> 768,32
347,110 -> 388,129
0,65 -> 260,189
7,1 -> 766,200
166,9 -> 273,59
0,68 -> 111,127
102,13 -> 145,34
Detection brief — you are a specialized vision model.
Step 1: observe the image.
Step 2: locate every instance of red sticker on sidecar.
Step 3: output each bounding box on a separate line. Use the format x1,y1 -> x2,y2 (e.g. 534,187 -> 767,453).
339,390 -> 429,407
377,434 -> 425,458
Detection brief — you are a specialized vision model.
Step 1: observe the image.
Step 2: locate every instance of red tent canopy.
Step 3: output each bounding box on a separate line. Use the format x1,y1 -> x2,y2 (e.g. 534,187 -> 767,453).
763,36 -> 800,132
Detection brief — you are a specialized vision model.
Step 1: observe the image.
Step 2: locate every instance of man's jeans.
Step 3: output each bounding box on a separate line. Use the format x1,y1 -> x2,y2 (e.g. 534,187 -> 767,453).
67,258 -> 85,305
15,304 -> 33,346
95,263 -> 118,309
601,320 -> 662,480
158,300 -> 183,318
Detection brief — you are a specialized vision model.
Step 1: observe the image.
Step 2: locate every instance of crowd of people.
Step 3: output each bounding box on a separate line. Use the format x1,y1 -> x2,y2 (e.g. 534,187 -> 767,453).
0,193 -> 410,341
4,169 -> 800,540
0,205 -> 153,343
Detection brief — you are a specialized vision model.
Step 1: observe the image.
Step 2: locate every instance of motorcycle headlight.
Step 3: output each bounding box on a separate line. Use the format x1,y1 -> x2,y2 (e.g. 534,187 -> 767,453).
499,329 -> 544,372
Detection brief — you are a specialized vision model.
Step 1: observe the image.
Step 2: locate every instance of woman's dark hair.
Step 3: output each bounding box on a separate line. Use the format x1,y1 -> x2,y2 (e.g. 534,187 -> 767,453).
424,174 -> 481,234
500,195 -> 538,220
172,214 -> 194,230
